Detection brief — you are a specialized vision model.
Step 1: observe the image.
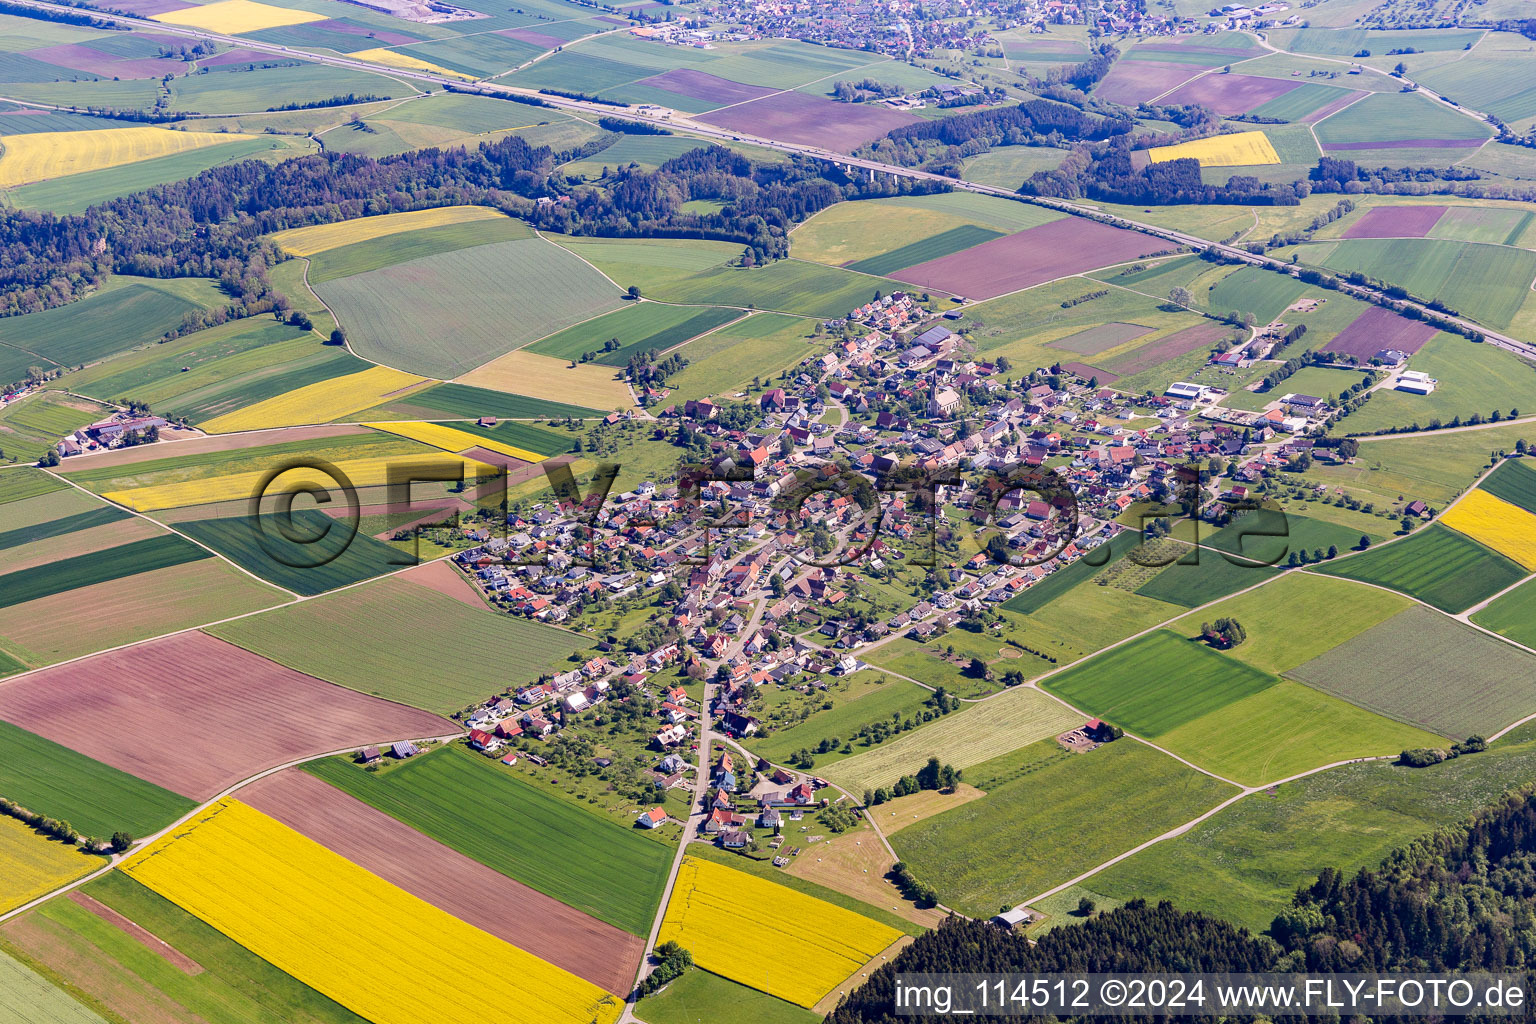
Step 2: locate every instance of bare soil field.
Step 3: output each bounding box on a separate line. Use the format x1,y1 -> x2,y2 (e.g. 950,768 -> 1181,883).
1324,138 -> 1483,151
69,891 -> 204,975
1322,305 -> 1439,358
1159,74 -> 1299,115
1047,322 -> 1154,355
1093,60 -> 1200,105
0,632 -> 453,799
699,92 -> 919,150
895,219 -> 1175,300
242,769 -> 642,994
638,68 -> 775,105
499,27 -> 566,49
1342,206 -> 1447,239
1060,361 -> 1120,382
1102,321 -> 1229,376
55,424 -> 368,472
398,559 -> 486,608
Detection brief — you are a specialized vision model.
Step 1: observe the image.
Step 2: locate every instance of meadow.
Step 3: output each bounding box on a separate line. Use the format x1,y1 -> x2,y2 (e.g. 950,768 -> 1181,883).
273,207 -> 514,257
864,620 -> 1083,699
306,216 -> 536,285
1318,523 -> 1527,613
317,237 -> 624,378
122,799 -> 623,1024
1290,605 -> 1536,738
664,312 -> 823,403
0,816 -> 100,916
1090,728 -> 1536,932
1472,576 -> 1536,648
1305,237 -> 1533,329
527,303 -> 743,366
305,746 -> 670,936
746,676 -> 937,767
0,720 -> 194,838
1439,488 -> 1536,569
208,574 -> 585,713
1339,333 -> 1536,434
1223,365 -> 1368,413
553,235 -> 742,293
961,145 -> 1070,190
200,364 -> 425,433
0,279 -> 207,383
658,857 -> 902,1009
1132,547 -> 1278,607
0,534 -> 210,611
636,967 -> 819,1024
175,510 -> 406,596
824,686 -> 1081,792
646,259 -> 910,319
892,739 -> 1235,915
1312,90 -> 1492,144
1205,265 -> 1310,324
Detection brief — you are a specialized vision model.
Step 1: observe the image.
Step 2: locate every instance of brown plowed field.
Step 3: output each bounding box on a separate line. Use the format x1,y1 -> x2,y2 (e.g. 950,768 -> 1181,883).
1102,321 -> 1229,376
1158,74 -> 1298,115
499,27 -> 566,49
69,892 -> 204,975
637,68 -> 775,105
241,769 -> 643,994
1093,60 -> 1200,105
892,218 -> 1176,300
1060,361 -> 1120,383
399,558 -> 485,607
1322,305 -> 1438,358
0,632 -> 453,799
699,91 -> 919,150
1341,205 -> 1447,238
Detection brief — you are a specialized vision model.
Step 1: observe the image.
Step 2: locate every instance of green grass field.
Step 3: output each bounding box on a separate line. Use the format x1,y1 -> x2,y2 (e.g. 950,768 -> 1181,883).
175,510 -> 404,597
0,468 -> 66,506
1304,237 -> 1533,330
1026,581 -> 1187,653
304,745 -> 671,935
1223,365 -> 1370,413
0,871 -> 371,1024
0,280 -> 207,383
1415,51 -> 1536,125
1132,548 -> 1278,608
318,236 -> 624,378
743,675 -> 934,768
1306,424 -> 1535,507
891,739 -> 1236,915
0,720 -> 194,839
1312,90 -> 1493,144
381,381 -> 603,419
1201,509 -> 1380,566
665,312 -> 823,402
636,967 -> 820,1024
527,303 -> 742,366
559,135 -> 711,179
1317,523 -> 1527,613
0,390 -> 110,463
207,574 -> 584,714
651,259 -> 914,319
1042,629 -> 1278,737
846,225 -> 1006,277
1290,604 -> 1536,737
1206,265 -> 1311,324
0,506 -> 129,553
306,216 -> 535,286
167,63 -> 410,114
1169,572 -> 1409,675
1429,205 -> 1534,246
961,145 -> 1069,189
863,617 -> 1084,699
1473,575 -> 1536,648
0,534 -> 209,610
1089,726 -> 1536,933
1340,334 -> 1536,434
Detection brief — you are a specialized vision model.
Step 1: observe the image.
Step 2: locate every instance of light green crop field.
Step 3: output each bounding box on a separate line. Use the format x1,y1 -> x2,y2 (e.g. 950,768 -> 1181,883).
1248,82 -> 1356,122
560,135 -> 712,179
1428,205 -> 1534,246
1473,575 -> 1536,648
1205,265 -> 1310,324
744,675 -> 935,768
553,235 -> 743,292
793,193 -> 1059,267
1290,604 -> 1536,737
527,302 -> 743,366
1340,334 -> 1536,434
961,145 -> 1069,189
1317,523 -> 1527,613
891,739 -> 1236,916
1089,726 -> 1536,932
1481,457 -> 1536,513
304,745 -> 671,935
1027,582 -> 1188,653
0,949 -> 106,1024
664,312 -> 824,402
636,968 -> 820,1024
645,259 -> 915,319
1300,237 -> 1535,329
307,216 -> 535,285
168,63 -> 412,114
1416,49 -> 1536,125
1312,90 -> 1492,144
0,279 -> 208,383
1272,26 -> 1485,56
317,236 -> 624,378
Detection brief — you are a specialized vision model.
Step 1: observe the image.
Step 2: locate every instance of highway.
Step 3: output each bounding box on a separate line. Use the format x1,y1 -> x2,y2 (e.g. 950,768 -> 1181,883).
12,0 -> 1536,364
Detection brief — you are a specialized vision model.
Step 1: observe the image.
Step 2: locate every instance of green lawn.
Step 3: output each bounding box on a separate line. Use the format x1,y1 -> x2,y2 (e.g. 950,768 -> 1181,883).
892,739 -> 1236,915
304,745 -> 671,935
1290,604 -> 1536,738
0,534 -> 209,610
207,574 -> 584,714
1041,629 -> 1278,737
0,721 -> 194,839
1317,523 -> 1527,613
636,967 -> 820,1024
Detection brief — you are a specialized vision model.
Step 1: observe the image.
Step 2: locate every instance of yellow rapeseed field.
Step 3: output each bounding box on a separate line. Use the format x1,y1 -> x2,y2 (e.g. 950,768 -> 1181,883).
0,127 -> 257,188
1148,130 -> 1280,168
272,206 -> 508,257
658,857 -> 903,1008
103,452 -> 500,511
1441,488 -> 1536,570
0,816 -> 99,915
365,421 -> 547,463
200,365 -> 426,434
348,48 -> 478,82
123,800 -> 622,1024
151,0 -> 324,33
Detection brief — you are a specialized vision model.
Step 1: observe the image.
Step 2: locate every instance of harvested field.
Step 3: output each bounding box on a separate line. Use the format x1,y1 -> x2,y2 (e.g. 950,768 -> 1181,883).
0,631 -> 452,800
122,799 -> 623,1024
1101,321 -> 1227,375
1343,205 -> 1447,238
1060,361 -> 1118,382
698,91 -> 917,151
1093,60 -> 1199,105
875,785 -> 987,835
0,126 -> 257,188
891,218 -> 1174,300
1290,605 -> 1536,737
1158,73 -> 1299,115
457,349 -> 634,411
1047,322 -> 1153,355
786,821 -> 946,929
1322,305 -> 1438,358
241,769 -> 643,994
635,67 -> 775,106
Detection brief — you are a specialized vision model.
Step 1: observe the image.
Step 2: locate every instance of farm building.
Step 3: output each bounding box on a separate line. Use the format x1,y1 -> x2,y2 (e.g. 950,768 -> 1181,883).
1165,382 -> 1207,401
1395,370 -> 1438,395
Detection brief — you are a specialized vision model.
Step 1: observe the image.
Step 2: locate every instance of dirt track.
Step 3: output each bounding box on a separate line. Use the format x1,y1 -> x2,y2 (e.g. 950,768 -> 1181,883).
0,632 -> 452,799
241,769 -> 644,995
